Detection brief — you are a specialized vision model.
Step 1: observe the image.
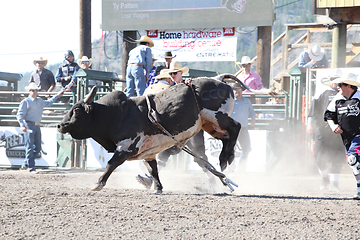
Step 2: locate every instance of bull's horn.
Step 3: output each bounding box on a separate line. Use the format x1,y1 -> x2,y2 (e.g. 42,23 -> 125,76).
84,86 -> 97,103
215,74 -> 250,91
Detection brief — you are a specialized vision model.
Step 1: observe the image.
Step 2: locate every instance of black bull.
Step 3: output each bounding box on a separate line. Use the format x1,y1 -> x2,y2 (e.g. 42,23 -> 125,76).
57,76 -> 241,192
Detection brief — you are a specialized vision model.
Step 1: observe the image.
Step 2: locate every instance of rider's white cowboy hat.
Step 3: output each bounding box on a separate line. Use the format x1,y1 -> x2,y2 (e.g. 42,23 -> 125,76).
164,61 -> 189,75
33,57 -> 48,66
77,56 -> 92,67
332,73 -> 360,86
135,36 -> 154,47
308,45 -> 325,62
25,82 -> 39,91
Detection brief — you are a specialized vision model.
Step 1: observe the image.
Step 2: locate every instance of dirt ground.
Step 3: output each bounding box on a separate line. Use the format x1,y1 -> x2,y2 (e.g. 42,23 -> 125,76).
0,166 -> 359,240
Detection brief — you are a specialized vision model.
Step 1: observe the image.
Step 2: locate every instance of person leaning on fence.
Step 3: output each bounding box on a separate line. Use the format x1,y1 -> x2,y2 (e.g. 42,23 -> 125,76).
230,82 -> 256,167
56,50 -> 80,93
324,73 -> 360,200
30,57 -> 56,93
16,82 -> 65,173
298,45 -> 329,73
307,70 -> 345,191
125,36 -> 154,97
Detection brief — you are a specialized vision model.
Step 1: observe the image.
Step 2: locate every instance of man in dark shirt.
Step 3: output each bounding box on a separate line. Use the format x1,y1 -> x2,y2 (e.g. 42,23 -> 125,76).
29,57 -> 55,92
307,71 -> 345,191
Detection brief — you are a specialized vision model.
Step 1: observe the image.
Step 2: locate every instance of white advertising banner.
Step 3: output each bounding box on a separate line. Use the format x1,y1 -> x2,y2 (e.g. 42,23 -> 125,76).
0,127 -> 58,167
86,138 -> 140,170
148,28 -> 237,62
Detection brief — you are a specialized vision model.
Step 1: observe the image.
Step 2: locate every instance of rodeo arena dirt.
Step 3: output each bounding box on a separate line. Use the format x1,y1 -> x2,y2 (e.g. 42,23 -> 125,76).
0,160 -> 358,239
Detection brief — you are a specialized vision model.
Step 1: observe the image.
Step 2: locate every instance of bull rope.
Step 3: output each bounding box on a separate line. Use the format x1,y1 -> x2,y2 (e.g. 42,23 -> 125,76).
145,91 -> 238,192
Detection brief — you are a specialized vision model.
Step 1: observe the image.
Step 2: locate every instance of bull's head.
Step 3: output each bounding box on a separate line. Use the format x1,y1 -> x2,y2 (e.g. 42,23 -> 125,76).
57,87 -> 97,139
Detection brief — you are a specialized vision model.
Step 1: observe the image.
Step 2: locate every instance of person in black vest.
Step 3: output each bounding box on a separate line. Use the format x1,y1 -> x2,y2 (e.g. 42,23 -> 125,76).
55,50 -> 80,92
324,73 -> 360,200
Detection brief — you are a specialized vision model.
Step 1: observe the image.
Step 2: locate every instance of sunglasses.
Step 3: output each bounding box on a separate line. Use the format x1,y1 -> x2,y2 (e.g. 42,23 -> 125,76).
338,83 -> 348,87
170,71 -> 181,76
82,62 -> 89,65
30,89 -> 38,92
36,62 -> 45,65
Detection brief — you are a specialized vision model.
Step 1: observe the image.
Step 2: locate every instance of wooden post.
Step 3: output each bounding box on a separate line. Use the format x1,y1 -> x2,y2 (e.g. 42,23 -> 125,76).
80,0 -> 92,58
257,26 -> 272,88
122,31 -> 137,88
331,23 -> 347,68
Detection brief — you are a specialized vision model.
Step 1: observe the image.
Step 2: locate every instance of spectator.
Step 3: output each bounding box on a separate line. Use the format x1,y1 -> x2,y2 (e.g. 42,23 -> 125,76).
56,50 -> 80,93
29,57 -> 55,93
165,61 -> 189,84
237,56 -> 263,92
164,51 -> 176,69
125,36 -> 154,97
16,82 -> 64,173
230,82 -> 256,165
307,70 -> 345,191
324,73 -> 360,200
298,45 -> 328,73
75,56 -> 103,88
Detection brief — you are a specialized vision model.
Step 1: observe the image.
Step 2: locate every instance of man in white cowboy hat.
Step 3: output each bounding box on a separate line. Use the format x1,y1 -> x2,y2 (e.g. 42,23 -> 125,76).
307,69 -> 345,191
56,50 -> 80,92
325,73 -> 360,199
29,57 -> 56,92
16,82 -> 65,173
163,61 -> 189,84
237,56 -> 263,92
125,35 -> 154,97
298,45 -> 329,73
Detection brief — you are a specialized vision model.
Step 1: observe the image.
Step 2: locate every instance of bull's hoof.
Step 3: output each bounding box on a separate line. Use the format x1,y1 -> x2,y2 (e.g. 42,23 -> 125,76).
92,182 -> 105,191
220,161 -> 227,172
154,189 -> 163,194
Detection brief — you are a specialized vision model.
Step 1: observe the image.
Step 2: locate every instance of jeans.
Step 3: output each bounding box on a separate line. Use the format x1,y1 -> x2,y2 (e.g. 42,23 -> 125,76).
346,134 -> 360,156
125,65 -> 146,97
24,123 -> 41,171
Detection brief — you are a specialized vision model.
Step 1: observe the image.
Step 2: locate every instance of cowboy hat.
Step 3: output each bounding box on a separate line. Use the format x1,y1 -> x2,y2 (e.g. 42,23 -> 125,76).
25,82 -> 39,91
308,45 -> 325,62
155,69 -> 172,79
239,56 -> 252,65
332,73 -> 360,86
165,61 -> 189,75
33,57 -> 48,66
77,56 -> 92,67
135,36 -> 154,47
164,51 -> 176,59
321,69 -> 342,86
